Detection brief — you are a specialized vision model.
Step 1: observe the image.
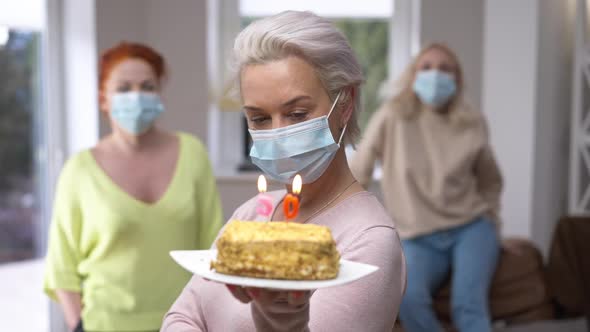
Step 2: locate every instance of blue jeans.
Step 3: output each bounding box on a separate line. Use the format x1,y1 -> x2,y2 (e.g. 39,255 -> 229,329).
399,217 -> 500,332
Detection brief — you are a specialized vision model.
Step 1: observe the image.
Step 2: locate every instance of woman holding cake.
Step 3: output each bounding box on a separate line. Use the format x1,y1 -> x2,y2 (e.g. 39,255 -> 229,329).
43,42 -> 223,332
163,11 -> 406,332
351,44 -> 503,332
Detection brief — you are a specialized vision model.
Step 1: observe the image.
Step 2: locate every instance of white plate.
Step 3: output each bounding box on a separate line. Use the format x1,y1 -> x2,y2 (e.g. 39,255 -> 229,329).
170,250 -> 379,290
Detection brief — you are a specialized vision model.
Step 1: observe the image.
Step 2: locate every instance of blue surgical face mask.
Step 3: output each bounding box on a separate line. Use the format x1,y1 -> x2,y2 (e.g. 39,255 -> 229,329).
110,92 -> 164,135
249,91 -> 345,184
413,70 -> 457,107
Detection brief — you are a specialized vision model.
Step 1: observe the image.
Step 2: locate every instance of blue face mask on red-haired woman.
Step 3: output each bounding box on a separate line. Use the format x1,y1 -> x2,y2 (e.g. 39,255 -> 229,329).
110,92 -> 165,135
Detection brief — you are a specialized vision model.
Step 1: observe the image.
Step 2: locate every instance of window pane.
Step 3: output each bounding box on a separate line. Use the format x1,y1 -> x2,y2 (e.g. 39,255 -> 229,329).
0,29 -> 42,264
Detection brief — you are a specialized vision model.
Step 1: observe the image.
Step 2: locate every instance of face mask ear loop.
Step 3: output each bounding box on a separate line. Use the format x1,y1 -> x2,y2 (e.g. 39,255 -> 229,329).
327,90 -> 343,119
337,124 -> 348,146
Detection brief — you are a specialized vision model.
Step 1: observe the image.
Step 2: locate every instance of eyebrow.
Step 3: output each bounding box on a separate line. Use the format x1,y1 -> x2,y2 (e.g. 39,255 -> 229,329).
243,95 -> 312,113
116,78 -> 155,83
283,95 -> 312,107
243,105 -> 264,113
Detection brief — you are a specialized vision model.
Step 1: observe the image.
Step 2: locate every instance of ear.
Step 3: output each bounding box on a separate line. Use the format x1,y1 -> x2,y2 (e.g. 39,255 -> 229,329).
341,86 -> 355,127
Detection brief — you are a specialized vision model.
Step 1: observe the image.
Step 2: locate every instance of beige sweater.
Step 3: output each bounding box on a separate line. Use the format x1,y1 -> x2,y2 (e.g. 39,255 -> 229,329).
351,100 -> 503,239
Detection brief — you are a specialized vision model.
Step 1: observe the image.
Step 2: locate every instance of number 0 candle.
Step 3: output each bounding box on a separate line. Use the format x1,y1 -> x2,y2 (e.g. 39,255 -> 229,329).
284,174 -> 302,221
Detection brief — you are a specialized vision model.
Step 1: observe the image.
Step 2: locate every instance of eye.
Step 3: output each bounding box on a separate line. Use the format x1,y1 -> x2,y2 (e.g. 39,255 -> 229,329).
439,63 -> 453,73
141,81 -> 157,92
250,115 -> 270,124
420,63 -> 431,71
288,110 -> 308,121
116,83 -> 131,92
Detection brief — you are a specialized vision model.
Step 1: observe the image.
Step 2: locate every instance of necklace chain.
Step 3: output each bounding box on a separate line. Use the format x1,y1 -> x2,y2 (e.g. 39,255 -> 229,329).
271,179 -> 358,223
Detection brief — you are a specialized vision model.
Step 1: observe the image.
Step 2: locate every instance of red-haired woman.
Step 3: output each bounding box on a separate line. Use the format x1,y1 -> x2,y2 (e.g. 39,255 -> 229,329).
43,42 -> 223,332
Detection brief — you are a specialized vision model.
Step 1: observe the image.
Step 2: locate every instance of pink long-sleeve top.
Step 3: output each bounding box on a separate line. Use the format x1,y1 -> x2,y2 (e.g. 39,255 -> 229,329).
162,190 -> 406,331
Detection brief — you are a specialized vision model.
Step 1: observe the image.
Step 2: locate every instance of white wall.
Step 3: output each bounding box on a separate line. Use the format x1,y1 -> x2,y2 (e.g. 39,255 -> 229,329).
482,0 -> 539,240
531,0 -> 574,255
95,0 -> 145,47
482,0 -> 573,255
144,0 -> 209,140
419,0 -> 484,110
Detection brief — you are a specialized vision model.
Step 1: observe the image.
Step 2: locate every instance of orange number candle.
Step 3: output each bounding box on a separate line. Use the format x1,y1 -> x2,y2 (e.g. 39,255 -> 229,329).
256,175 -> 273,218
284,174 -> 302,221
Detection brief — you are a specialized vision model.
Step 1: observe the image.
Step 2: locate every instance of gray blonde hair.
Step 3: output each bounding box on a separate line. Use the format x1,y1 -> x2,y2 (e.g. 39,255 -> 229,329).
231,10 -> 364,145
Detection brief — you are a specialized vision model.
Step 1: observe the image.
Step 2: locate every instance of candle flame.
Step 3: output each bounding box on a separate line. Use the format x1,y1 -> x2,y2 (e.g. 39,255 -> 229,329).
258,175 -> 267,193
292,174 -> 302,195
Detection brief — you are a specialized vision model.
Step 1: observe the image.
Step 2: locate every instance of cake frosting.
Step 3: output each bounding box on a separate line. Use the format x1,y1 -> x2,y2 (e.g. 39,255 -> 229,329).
211,220 -> 340,280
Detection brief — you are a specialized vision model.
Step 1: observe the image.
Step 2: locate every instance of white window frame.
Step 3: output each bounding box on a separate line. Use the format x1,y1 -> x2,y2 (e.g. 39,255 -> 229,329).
389,0 -> 421,79
206,0 -> 244,175
44,1 -> 100,331
42,0 -> 99,254
41,0 -> 65,258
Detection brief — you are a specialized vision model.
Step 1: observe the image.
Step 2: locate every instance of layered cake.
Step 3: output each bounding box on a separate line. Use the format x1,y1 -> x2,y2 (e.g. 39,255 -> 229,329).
211,220 -> 340,280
